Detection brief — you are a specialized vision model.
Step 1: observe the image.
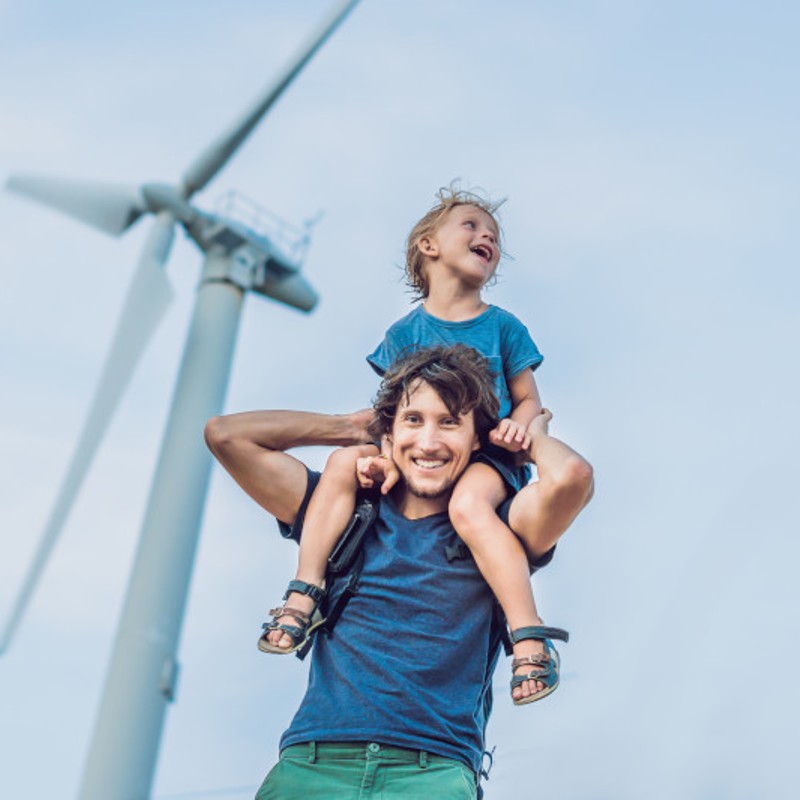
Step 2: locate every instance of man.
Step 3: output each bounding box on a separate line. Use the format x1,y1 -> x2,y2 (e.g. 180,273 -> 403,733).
205,345 -> 593,799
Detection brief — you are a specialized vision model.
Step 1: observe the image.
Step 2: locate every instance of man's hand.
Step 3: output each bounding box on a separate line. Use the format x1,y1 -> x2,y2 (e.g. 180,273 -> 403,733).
488,418 -> 532,452
357,454 -> 400,495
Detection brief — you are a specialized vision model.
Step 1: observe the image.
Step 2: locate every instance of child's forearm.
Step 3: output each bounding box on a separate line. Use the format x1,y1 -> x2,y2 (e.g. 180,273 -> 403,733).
506,370 -> 543,430
509,396 -> 543,429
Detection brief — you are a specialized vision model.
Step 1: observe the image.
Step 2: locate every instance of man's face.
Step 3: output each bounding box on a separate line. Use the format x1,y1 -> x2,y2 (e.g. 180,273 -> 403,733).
388,380 -> 480,510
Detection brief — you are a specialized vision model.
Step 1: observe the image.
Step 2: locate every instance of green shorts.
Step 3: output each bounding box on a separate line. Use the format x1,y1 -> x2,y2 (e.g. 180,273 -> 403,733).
255,741 -> 477,799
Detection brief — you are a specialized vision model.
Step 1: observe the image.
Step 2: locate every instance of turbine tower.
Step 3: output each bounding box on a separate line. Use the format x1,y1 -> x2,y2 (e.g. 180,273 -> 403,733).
2,2 -> 361,798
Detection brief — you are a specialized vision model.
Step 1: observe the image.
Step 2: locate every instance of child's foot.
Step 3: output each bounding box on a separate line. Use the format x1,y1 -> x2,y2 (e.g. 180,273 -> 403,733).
259,579 -> 325,654
510,631 -> 547,703
509,622 -> 568,705
265,591 -> 316,649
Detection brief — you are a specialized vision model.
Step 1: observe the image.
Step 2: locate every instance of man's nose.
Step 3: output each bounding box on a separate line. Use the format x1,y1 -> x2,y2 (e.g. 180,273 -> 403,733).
417,423 -> 441,451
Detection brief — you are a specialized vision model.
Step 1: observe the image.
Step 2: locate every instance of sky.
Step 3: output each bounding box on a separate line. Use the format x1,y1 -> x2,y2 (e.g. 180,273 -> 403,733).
1,1 -> 799,798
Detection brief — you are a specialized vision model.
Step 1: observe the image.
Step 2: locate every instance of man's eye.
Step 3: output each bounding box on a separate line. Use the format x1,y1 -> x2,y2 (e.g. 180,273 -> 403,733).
405,414 -> 421,424
441,418 -> 459,427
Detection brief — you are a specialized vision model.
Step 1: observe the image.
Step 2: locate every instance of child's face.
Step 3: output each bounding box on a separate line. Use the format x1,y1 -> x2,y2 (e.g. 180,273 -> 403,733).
421,204 -> 500,291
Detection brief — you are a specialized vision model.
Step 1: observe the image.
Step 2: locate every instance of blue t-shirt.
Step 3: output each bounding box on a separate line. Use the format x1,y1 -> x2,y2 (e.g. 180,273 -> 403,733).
279,478 -> 504,773
367,304 -> 543,421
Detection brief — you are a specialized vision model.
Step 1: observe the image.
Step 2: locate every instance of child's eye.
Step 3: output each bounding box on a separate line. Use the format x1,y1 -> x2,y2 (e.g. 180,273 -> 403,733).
463,220 -> 476,229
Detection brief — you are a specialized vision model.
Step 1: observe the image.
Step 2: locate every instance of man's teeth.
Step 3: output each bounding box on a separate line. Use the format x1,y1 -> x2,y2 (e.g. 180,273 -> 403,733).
413,458 -> 446,468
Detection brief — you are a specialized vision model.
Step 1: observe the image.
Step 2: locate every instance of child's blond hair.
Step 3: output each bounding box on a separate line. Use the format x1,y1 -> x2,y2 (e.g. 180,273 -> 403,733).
405,184 -> 505,300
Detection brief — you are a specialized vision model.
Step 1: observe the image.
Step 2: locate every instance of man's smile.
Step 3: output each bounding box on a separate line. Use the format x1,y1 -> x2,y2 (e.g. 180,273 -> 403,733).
411,456 -> 448,470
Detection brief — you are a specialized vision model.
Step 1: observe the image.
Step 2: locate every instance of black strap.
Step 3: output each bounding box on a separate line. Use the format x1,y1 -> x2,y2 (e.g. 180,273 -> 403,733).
327,492 -> 379,574
321,553 -> 363,636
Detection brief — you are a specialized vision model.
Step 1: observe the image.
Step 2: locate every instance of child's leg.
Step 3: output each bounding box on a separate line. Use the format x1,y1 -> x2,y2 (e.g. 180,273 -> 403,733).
448,464 -> 548,703
266,443 -> 378,649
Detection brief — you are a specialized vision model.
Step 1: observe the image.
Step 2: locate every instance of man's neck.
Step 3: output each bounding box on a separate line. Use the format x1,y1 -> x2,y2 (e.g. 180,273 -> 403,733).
393,486 -> 450,520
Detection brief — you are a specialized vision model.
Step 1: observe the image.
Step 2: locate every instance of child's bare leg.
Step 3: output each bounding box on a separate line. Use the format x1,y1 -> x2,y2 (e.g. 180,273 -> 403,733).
448,464 -> 548,703
267,443 -> 378,649
507,410 -> 594,564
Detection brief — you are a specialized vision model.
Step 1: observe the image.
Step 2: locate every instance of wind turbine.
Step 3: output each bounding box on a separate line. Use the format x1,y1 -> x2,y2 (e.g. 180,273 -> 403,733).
2,1 -> 361,798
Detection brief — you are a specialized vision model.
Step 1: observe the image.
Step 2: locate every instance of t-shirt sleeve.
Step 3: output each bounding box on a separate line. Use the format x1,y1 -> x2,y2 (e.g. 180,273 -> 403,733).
366,322 -> 413,376
501,312 -> 544,378
366,337 -> 393,376
277,469 -> 321,543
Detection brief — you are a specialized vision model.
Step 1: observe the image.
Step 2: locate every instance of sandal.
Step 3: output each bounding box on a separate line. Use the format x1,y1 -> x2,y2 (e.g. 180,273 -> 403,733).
509,625 -> 569,706
258,579 -> 326,655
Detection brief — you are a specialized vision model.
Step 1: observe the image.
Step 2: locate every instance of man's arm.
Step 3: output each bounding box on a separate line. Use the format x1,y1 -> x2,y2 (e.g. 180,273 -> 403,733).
508,409 -> 594,561
204,409 -> 374,525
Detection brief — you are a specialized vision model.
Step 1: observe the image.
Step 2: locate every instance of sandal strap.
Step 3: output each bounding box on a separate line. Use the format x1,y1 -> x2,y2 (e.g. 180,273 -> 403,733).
285,579 -> 325,603
511,653 -> 551,670
511,666 -> 554,688
267,605 -> 311,625
262,621 -> 304,643
509,625 -> 569,644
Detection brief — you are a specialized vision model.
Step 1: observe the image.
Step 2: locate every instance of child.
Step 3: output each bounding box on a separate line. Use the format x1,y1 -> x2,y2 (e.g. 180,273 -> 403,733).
261,186 -> 566,706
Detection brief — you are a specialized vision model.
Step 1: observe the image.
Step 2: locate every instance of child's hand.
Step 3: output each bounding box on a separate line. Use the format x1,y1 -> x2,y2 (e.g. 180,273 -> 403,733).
489,418 -> 532,453
356,454 -> 400,495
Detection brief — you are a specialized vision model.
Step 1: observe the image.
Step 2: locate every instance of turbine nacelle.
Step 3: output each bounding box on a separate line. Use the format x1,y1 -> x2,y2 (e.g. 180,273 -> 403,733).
5,172 -> 319,314
196,212 -> 318,312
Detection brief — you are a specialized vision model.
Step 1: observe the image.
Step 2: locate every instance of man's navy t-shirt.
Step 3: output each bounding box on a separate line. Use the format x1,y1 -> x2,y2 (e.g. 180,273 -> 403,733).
279,474 -> 504,773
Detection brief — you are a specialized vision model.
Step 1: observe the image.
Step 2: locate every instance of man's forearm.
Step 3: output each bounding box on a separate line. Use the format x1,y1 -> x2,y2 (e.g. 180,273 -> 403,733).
206,408 -> 374,455
204,408 -> 376,521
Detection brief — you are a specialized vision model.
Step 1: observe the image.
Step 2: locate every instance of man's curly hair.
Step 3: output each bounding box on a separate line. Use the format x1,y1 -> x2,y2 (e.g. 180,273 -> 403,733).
368,344 -> 500,444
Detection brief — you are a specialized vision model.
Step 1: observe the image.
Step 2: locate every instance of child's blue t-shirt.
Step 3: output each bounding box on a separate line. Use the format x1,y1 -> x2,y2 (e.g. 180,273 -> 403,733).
367,304 -> 543,420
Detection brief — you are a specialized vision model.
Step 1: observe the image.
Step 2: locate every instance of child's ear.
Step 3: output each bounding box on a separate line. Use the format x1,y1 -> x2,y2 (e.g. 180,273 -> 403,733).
418,235 -> 438,257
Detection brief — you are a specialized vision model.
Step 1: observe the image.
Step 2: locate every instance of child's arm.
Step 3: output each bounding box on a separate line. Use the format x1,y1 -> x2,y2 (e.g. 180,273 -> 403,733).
356,436 -> 400,495
489,369 -> 543,452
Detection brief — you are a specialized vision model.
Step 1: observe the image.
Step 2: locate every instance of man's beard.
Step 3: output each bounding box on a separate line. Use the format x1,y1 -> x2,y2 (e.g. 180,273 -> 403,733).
402,475 -> 453,501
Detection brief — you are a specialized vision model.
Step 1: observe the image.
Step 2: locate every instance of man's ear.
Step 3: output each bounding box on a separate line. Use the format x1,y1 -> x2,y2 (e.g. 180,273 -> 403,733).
418,235 -> 438,257
471,435 -> 480,452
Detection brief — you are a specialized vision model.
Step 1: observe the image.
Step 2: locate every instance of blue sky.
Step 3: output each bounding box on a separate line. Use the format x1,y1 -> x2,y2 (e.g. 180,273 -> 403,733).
1,1 -> 798,798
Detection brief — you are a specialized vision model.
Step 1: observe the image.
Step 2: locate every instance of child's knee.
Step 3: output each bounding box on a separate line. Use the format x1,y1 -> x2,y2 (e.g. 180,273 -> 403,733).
448,483 -> 495,533
324,445 -> 377,484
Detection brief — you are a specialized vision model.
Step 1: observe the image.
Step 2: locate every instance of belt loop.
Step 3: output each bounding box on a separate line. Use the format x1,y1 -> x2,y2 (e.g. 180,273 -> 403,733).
308,741 -> 317,764
419,750 -> 428,769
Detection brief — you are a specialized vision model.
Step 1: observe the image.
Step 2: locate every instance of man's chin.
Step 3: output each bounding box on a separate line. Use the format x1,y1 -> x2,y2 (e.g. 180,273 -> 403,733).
404,478 -> 452,500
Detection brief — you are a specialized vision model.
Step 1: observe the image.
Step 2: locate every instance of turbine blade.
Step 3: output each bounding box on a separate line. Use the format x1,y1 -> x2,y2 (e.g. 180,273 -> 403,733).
0,214 -> 176,654
180,0 -> 361,197
6,175 -> 146,236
